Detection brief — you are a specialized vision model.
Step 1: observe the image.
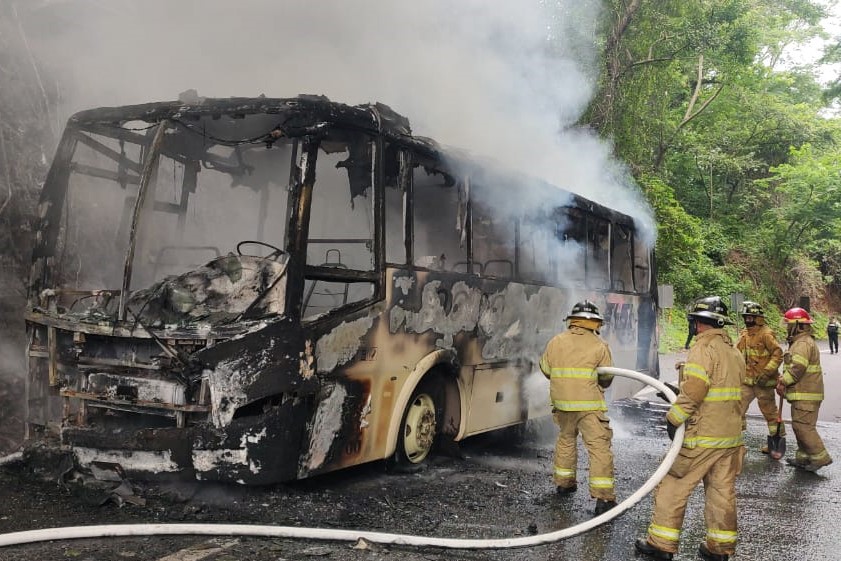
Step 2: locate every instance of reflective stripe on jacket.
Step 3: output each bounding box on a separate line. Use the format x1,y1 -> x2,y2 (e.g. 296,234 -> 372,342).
540,326 -> 613,412
736,325 -> 782,386
667,328 -> 745,449
782,332 -> 823,402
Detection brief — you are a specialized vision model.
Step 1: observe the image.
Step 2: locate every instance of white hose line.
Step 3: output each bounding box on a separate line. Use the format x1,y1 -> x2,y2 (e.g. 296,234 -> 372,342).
0,367 -> 683,550
0,452 -> 22,467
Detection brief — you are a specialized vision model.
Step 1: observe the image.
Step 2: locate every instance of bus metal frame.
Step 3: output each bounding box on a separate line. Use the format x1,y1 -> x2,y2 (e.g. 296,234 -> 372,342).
23,95 -> 658,484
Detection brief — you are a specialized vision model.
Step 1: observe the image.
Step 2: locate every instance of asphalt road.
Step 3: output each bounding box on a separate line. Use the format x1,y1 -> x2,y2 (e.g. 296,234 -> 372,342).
0,349 -> 838,561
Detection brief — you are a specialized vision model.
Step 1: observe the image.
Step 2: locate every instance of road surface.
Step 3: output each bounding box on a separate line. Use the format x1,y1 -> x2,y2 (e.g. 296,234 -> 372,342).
0,349 -> 838,561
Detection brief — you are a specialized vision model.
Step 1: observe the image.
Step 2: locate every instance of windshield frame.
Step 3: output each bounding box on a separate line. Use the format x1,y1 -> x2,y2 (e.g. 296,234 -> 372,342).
31,117 -> 305,331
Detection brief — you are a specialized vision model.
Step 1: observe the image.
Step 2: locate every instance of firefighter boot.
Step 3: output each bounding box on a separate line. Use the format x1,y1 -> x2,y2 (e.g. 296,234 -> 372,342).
786,457 -> 810,469
634,538 -> 673,560
556,484 -> 577,495
805,458 -> 833,472
594,499 -> 617,515
698,542 -> 729,561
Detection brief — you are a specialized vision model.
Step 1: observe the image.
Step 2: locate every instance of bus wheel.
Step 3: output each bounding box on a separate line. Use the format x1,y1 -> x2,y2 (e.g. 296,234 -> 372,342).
394,380 -> 440,467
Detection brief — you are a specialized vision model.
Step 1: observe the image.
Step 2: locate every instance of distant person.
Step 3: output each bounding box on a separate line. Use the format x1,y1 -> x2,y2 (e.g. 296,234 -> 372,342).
827,317 -> 839,354
636,296 -> 745,561
539,300 -> 617,516
684,317 -> 697,349
736,301 -> 784,453
777,307 -> 833,471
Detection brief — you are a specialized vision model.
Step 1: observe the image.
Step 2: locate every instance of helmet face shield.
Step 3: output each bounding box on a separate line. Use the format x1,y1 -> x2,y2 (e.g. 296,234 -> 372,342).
564,300 -> 604,322
741,301 -> 764,317
688,296 -> 734,326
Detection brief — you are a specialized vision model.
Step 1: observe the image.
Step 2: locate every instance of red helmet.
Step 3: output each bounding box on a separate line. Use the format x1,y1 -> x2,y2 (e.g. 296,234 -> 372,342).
783,307 -> 813,324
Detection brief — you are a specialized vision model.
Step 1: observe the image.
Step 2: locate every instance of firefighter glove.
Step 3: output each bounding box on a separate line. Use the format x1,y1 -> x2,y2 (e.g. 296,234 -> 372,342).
666,420 -> 678,441
655,382 -> 680,403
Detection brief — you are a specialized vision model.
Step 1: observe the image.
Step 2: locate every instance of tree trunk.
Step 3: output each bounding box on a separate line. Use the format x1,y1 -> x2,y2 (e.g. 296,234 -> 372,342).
588,0 -> 642,134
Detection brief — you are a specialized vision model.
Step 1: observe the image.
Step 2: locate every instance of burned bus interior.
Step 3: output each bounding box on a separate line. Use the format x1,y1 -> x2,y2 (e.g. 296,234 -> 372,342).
24,95 -> 656,484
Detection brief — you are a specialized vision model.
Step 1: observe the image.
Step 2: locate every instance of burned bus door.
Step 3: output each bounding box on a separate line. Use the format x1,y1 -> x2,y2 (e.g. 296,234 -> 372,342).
302,131 -> 379,321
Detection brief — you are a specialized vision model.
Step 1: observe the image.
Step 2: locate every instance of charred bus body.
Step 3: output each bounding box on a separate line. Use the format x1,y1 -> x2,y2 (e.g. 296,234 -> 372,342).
25,95 -> 658,484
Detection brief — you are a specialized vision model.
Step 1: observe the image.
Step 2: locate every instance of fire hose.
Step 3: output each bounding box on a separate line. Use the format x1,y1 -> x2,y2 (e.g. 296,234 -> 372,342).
0,451 -> 21,467
0,367 -> 683,549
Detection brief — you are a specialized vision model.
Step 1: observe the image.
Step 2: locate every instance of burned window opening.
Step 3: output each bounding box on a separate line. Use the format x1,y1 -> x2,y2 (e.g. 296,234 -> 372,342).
612,223 -> 634,292
472,195 -> 516,279
587,216 -> 610,290
384,142 -> 406,265
49,114 -> 298,329
633,234 -> 651,293
412,161 -> 467,271
554,207 -> 586,286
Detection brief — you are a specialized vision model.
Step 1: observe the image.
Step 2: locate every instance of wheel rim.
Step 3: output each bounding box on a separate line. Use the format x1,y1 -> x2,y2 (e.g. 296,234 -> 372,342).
403,393 -> 436,463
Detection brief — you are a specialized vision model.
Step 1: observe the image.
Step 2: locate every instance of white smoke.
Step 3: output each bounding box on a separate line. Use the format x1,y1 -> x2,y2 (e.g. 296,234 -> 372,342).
20,0 -> 651,227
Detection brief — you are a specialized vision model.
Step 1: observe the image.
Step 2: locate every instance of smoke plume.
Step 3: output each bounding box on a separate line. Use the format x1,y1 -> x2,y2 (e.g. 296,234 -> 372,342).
20,0 -> 651,227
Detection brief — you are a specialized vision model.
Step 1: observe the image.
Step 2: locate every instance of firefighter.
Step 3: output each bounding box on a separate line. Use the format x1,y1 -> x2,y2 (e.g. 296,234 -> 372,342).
777,307 -> 833,471
539,300 -> 617,516
736,301 -> 784,453
635,296 -> 745,561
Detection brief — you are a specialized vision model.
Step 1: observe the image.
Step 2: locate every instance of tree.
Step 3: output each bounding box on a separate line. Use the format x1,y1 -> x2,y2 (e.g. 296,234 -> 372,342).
584,0 -> 835,308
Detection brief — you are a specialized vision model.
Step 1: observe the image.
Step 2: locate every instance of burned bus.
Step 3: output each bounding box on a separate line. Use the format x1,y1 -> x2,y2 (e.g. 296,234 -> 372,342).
24,95 -> 658,484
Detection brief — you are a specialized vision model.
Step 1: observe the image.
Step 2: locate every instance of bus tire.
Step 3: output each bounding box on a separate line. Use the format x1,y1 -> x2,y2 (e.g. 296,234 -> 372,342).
390,376 -> 442,470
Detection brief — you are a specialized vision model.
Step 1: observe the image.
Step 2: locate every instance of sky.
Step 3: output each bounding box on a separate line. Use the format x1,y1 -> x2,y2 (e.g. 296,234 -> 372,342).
782,0 -> 841,82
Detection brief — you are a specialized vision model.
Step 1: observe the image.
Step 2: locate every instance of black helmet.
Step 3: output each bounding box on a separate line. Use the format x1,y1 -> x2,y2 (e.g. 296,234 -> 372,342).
741,301 -> 764,317
565,300 -> 604,322
688,296 -> 734,327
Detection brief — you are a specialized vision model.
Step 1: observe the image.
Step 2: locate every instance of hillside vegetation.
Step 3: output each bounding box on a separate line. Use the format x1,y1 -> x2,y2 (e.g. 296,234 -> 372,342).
587,1 -> 841,324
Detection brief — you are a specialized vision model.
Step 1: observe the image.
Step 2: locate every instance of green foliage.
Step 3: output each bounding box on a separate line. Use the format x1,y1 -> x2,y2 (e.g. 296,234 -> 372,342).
639,174 -> 751,303
586,0 -> 841,313
658,308 -> 690,353
658,307 -> 746,353
756,143 -> 841,265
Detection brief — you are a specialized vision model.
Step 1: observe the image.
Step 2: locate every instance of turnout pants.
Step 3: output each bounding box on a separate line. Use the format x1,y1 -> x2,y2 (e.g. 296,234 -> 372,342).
740,383 -> 784,435
646,446 -> 742,556
791,402 -> 832,467
552,410 -> 615,500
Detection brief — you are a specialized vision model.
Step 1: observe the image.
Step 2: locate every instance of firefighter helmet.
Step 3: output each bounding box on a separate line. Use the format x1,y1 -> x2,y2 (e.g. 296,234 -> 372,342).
688,296 -> 734,326
565,300 -> 604,322
783,307 -> 813,324
741,301 -> 764,317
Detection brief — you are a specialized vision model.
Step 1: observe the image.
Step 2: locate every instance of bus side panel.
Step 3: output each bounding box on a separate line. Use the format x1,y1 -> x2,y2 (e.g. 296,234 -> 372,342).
601,293 -> 643,400
386,272 -> 567,440
635,295 -> 659,378
298,268 -> 654,478
298,275 -> 449,477
463,363 -> 527,435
